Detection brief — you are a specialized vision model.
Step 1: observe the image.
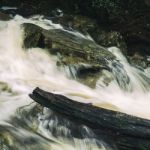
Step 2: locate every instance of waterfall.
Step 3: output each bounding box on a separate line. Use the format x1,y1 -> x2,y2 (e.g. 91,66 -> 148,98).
108,47 -> 150,91
0,15 -> 150,150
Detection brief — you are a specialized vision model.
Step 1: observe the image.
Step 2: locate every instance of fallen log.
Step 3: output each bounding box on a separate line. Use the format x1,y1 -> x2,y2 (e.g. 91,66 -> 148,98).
29,87 -> 150,150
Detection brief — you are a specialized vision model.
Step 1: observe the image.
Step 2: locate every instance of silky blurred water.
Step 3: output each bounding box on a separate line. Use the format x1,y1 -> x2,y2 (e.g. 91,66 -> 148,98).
0,15 -> 149,150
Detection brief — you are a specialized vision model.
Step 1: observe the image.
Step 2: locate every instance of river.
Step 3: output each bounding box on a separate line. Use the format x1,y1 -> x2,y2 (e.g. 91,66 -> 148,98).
0,15 -> 150,150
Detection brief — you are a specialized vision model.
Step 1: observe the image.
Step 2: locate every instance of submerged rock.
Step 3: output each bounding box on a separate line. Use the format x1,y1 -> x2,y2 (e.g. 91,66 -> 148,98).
90,30 -> 127,54
0,81 -> 12,93
0,103 -> 52,150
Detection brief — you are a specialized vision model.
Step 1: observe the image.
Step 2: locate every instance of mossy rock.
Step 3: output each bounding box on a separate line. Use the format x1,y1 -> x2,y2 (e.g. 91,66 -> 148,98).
23,23 -> 115,62
23,23 -> 116,87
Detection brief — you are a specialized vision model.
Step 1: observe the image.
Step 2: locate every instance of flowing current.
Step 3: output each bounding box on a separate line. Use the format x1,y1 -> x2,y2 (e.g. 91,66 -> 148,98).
0,15 -> 150,150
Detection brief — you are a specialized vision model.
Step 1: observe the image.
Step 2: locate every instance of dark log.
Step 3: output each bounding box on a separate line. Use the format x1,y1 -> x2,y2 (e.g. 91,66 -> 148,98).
29,87 -> 150,150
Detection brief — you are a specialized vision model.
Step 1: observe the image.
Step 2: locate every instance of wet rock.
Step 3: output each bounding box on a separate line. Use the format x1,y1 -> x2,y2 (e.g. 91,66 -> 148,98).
0,124 -> 56,150
52,15 -> 127,54
0,103 -> 54,150
110,3 -> 150,56
52,15 -> 97,34
23,23 -> 115,62
22,23 -> 116,87
90,30 -> 127,54
52,12 -> 150,66
128,54 -> 150,69
1,0 -> 149,62
23,24 -> 43,49
0,11 -> 11,20
77,69 -> 113,88
0,132 -> 11,150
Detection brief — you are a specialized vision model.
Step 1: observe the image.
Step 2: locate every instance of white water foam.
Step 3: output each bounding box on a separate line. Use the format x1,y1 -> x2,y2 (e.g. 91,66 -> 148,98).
0,15 -> 150,120
0,15 -> 150,150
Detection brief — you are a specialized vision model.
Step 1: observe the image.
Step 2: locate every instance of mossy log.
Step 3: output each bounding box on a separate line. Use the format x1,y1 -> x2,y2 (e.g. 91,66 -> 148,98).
30,87 -> 150,150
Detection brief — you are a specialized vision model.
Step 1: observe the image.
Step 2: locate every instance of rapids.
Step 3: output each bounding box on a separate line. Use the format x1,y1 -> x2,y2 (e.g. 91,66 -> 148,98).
0,15 -> 150,150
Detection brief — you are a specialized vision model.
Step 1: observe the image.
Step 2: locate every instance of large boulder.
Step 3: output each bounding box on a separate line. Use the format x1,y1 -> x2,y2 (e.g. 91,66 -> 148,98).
22,23 -> 116,87
23,23 -> 115,63
52,15 -> 127,54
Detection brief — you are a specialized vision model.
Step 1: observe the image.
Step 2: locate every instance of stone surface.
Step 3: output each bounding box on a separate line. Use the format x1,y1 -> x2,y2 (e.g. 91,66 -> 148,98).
0,12 -> 11,20
22,23 -> 116,87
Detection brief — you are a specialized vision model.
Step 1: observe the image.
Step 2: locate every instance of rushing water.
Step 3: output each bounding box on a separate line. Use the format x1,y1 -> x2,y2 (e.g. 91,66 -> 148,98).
0,15 -> 150,150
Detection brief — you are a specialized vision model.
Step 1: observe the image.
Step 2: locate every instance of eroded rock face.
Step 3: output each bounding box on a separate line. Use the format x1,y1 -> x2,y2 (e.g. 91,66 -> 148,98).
22,23 -> 116,87
0,82 -> 12,93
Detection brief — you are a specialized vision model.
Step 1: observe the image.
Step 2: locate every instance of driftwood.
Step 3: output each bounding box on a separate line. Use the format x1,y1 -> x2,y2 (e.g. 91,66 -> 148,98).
30,87 -> 150,150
